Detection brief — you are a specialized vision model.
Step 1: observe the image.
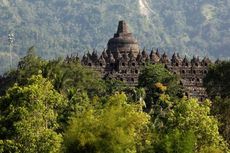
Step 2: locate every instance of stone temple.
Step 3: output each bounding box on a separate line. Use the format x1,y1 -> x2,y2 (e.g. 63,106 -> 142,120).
81,20 -> 212,100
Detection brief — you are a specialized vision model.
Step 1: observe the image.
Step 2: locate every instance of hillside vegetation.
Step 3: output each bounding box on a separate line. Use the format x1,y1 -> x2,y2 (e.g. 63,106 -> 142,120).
0,0 -> 229,73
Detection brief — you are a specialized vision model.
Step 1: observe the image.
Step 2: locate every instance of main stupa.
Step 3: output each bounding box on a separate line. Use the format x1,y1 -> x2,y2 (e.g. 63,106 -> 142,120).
107,20 -> 139,57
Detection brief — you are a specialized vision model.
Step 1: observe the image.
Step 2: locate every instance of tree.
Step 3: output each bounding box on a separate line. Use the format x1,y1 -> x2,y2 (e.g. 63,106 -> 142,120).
149,90 -> 229,152
210,97 -> 230,144
152,129 -> 196,153
204,61 -> 230,144
204,61 -> 230,98
0,47 -> 47,96
104,79 -> 126,95
43,59 -> 106,98
63,93 -> 151,153
0,75 -> 64,153
16,46 -> 47,85
138,64 -> 183,109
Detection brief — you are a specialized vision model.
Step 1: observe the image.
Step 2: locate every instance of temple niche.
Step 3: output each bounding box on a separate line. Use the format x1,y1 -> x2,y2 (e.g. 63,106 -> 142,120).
79,20 -> 211,100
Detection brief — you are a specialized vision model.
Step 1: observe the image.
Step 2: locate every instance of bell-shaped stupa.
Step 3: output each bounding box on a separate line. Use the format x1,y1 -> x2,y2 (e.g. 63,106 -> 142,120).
107,20 -> 139,58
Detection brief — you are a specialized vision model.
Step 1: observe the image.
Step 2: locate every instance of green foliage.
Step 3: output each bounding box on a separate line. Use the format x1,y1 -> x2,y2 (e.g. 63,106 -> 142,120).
212,97 -> 230,144
0,49 -> 106,97
16,46 -> 47,84
0,0 -> 229,74
204,61 -> 230,144
153,129 -> 196,153
204,61 -> 230,98
149,93 -> 229,152
104,79 -> 126,95
138,64 -> 183,108
0,47 -> 47,95
63,93 -> 150,153
199,146 -> 224,153
0,75 -> 64,153
43,59 -> 106,98
138,63 -> 229,152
